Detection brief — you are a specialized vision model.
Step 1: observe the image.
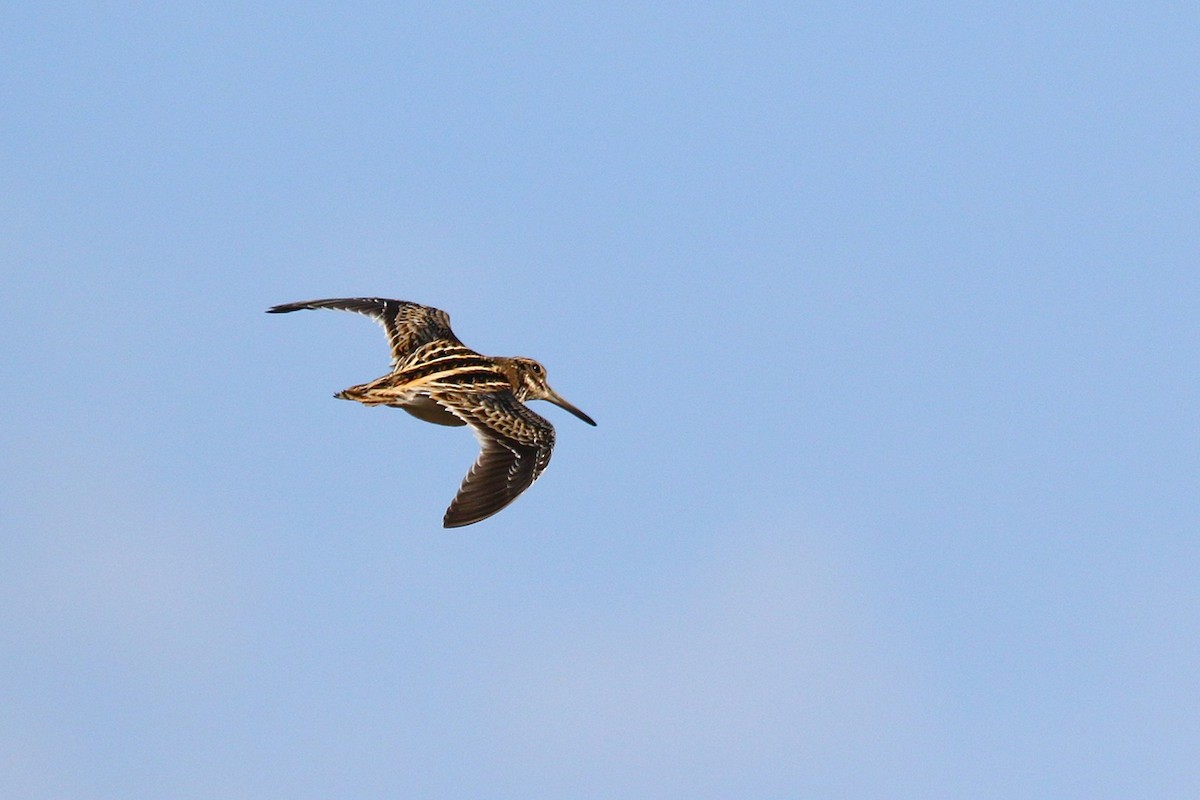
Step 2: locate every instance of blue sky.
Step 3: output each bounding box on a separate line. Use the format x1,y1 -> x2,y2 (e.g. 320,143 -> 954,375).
2,3 -> 1197,797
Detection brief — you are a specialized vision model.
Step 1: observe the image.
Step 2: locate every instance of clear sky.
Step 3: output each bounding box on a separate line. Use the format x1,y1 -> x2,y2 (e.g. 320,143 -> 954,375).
2,3 -> 1197,798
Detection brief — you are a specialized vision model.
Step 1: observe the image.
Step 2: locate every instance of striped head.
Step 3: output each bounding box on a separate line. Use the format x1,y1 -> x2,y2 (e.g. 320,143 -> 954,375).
498,357 -> 596,426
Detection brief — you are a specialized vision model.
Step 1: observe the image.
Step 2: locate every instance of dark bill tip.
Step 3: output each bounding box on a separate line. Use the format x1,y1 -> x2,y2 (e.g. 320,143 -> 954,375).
548,392 -> 596,426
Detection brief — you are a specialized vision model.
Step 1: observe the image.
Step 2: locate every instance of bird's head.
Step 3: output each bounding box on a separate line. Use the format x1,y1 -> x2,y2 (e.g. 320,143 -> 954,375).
501,357 -> 596,426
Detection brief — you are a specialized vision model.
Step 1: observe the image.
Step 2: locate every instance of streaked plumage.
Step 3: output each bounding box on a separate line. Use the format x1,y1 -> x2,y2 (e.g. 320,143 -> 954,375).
268,297 -> 595,527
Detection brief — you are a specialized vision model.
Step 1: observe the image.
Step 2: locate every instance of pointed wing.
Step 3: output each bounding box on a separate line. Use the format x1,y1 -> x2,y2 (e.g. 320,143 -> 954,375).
267,297 -> 459,366
436,391 -> 556,528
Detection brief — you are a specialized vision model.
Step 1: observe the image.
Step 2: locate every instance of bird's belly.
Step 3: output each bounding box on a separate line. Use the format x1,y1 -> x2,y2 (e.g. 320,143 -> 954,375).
393,395 -> 466,427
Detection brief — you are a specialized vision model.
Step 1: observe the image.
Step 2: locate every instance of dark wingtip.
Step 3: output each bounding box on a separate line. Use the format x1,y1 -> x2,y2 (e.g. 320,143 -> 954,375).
443,497 -> 514,528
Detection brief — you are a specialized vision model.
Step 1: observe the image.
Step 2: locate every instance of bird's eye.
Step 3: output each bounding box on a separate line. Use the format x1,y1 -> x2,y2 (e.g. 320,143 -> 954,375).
532,363 -> 542,373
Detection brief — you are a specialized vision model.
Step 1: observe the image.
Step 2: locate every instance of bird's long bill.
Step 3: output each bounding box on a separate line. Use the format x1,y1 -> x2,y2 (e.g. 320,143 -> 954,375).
546,389 -> 597,426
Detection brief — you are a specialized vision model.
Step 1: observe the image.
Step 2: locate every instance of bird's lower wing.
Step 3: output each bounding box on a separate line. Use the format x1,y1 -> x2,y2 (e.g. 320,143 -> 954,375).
437,392 -> 555,528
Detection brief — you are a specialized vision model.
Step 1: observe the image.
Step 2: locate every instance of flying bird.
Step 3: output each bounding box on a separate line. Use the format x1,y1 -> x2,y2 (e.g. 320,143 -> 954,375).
268,297 -> 596,527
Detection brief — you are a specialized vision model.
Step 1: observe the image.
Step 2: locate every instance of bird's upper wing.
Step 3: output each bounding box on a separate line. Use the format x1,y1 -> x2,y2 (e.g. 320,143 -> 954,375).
267,297 -> 459,367
436,391 -> 556,528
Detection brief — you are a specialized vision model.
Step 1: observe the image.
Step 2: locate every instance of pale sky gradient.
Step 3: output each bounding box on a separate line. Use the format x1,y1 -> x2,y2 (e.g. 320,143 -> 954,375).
2,3 -> 1198,798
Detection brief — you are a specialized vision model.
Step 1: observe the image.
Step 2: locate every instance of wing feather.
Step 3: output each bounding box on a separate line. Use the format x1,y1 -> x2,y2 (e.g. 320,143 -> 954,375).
437,392 -> 555,528
267,297 -> 459,366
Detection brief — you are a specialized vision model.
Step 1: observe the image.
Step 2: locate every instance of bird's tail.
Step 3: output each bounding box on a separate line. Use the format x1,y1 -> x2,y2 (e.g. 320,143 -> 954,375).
335,385 -> 375,403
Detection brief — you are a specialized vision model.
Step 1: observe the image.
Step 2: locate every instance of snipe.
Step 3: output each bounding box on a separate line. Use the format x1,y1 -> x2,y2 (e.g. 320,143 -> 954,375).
268,297 -> 595,527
